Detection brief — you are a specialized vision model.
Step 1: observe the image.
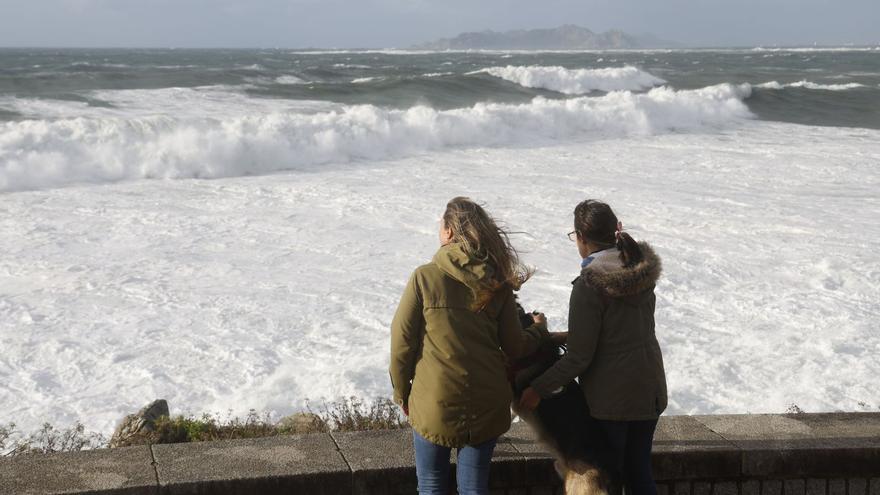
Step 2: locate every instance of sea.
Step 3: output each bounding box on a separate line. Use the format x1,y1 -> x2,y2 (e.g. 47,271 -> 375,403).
1,48 -> 878,438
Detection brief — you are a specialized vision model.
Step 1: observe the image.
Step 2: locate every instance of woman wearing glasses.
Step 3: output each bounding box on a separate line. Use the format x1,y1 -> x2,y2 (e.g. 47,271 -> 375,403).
519,199 -> 667,495
390,197 -> 549,495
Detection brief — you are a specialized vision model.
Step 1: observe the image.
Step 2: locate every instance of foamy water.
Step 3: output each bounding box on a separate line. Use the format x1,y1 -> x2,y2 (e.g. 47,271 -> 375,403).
1,48 -> 879,439
0,83 -> 752,192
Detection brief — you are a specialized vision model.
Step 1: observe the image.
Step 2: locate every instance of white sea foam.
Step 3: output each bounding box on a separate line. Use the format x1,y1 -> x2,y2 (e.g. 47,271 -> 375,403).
421,72 -> 454,78
756,80 -> 867,91
1,121 -> 878,437
351,77 -> 382,84
333,63 -> 372,69
275,75 -> 307,85
473,65 -> 666,94
0,84 -> 752,192
752,46 -> 880,52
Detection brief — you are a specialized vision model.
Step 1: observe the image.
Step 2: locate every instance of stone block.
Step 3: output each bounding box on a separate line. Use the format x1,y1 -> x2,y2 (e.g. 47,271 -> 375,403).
331,428 -> 416,495
152,433 -> 350,494
0,445 -> 157,495
807,479 -> 828,495
501,422 -> 562,489
763,480 -> 784,495
503,421 -> 554,460
674,481 -> 692,495
530,486 -> 555,495
870,479 -> 880,495
486,433 -> 531,489
653,415 -> 741,480
785,479 -> 806,495
715,481 -> 739,495
694,481 -> 713,495
657,483 -> 671,495
695,413 -> 880,477
848,480 -> 867,495
828,479 -> 846,495
742,480 -> 760,495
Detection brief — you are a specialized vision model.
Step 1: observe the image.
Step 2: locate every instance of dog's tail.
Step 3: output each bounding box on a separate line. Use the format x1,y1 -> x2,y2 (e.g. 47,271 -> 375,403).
562,459 -> 610,495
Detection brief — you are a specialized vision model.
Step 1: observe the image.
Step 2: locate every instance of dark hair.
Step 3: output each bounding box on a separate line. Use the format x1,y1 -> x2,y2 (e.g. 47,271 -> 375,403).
573,199 -> 644,268
443,197 -> 533,311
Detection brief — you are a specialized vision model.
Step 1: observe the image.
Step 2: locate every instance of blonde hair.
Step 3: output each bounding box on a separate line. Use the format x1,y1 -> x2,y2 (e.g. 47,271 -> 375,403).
442,197 -> 533,311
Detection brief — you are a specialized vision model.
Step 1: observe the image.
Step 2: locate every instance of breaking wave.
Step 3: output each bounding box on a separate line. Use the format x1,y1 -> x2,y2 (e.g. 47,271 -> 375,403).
756,80 -> 867,91
275,75 -> 307,85
473,65 -> 666,95
0,83 -> 752,192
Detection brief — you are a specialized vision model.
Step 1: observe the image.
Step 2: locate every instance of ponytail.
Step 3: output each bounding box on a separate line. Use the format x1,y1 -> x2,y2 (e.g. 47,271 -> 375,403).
575,199 -> 644,268
615,231 -> 644,268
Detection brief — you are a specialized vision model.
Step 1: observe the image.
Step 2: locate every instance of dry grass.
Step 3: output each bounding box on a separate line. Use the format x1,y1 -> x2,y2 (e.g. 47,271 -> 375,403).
1,422 -> 105,456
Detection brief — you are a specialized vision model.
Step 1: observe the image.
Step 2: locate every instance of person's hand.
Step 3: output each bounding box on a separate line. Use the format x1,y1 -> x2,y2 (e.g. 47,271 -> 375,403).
531,312 -> 547,327
519,387 -> 541,411
549,332 -> 568,345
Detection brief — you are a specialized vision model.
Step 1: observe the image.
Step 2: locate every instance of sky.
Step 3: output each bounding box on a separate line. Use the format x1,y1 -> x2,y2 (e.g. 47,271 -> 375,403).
0,0 -> 877,48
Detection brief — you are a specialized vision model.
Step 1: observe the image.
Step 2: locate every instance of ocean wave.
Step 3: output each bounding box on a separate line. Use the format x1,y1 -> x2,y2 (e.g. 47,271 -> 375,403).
351,77 -> 383,84
756,80 -> 867,91
275,75 -> 307,84
752,46 -> 880,52
472,65 -> 666,95
333,63 -> 372,69
0,87 -> 335,120
0,83 -> 752,192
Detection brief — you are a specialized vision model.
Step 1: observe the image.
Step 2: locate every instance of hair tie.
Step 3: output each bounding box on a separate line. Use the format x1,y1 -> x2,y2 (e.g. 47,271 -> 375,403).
614,221 -> 623,241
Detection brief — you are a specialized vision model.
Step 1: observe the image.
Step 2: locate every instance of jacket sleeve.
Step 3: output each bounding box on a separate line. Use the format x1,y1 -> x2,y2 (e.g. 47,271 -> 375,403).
389,272 -> 424,408
498,290 -> 548,360
529,280 -> 603,398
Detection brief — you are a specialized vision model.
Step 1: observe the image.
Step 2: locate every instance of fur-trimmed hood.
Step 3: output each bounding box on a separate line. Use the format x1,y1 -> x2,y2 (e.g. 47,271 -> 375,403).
579,242 -> 662,298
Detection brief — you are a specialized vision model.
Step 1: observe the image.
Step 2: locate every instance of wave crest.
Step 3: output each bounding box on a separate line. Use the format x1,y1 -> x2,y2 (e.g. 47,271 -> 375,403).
0,84 -> 751,192
756,80 -> 867,91
473,65 -> 666,95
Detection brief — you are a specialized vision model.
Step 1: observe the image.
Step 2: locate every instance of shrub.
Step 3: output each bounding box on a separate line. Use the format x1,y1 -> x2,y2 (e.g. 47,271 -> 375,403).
314,397 -> 408,432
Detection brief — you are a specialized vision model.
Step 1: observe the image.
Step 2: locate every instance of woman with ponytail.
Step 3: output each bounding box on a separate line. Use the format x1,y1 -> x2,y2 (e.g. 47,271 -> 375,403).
519,199 -> 668,495
390,197 -> 549,495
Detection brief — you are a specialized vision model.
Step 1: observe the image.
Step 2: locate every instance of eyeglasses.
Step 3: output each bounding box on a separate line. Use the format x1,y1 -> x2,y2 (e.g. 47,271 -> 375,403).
567,231 -> 578,241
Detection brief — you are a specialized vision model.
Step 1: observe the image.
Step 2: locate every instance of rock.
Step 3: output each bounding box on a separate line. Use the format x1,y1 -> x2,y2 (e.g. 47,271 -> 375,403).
278,413 -> 326,434
109,399 -> 169,447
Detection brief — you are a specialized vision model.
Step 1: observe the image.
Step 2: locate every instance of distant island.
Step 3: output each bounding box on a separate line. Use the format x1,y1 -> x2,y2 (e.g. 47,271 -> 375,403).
413,25 -> 679,50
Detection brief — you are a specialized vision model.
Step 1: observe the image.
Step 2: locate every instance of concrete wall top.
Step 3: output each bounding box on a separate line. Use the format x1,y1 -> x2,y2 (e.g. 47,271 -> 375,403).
2,413 -> 879,495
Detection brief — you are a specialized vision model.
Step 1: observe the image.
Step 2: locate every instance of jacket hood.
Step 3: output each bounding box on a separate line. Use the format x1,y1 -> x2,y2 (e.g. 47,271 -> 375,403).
580,242 -> 662,298
433,243 -> 495,293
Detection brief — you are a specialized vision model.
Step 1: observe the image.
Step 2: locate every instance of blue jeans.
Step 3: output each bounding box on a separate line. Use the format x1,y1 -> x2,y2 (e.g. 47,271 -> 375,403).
598,419 -> 659,495
413,430 -> 497,495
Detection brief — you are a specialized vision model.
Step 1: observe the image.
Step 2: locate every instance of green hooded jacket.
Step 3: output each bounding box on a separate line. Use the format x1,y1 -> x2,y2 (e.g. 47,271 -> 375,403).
530,242 -> 668,421
390,243 -> 546,448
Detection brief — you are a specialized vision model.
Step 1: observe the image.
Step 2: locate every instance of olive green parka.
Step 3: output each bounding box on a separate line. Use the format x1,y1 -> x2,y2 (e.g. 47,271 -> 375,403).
390,243 -> 546,448
530,243 -> 668,421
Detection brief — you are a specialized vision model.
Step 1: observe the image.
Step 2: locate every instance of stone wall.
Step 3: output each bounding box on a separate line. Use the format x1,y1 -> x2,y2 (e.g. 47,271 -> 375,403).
1,413 -> 878,494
